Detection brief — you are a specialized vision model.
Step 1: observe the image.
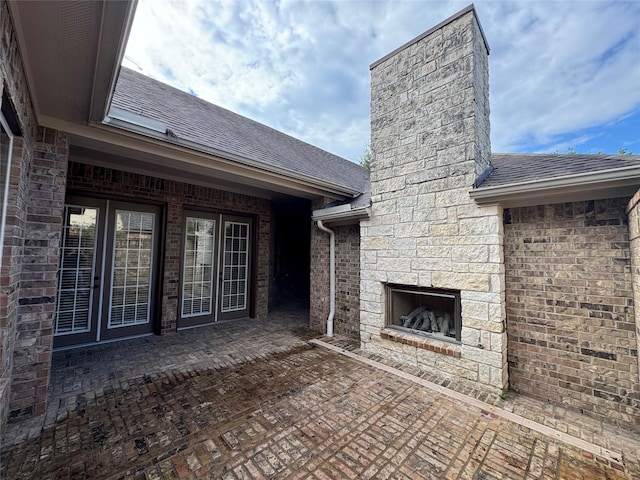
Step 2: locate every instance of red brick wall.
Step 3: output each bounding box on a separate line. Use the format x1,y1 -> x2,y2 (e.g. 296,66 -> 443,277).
1,0 -> 43,425
504,199 -> 639,430
309,201 -> 361,338
309,199 -> 330,333
627,189 -> 640,431
10,128 -> 68,421
66,161 -> 272,332
335,224 -> 360,339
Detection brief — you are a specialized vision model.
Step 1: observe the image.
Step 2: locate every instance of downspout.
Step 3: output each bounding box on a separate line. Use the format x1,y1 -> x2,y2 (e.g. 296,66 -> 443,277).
316,220 -> 335,337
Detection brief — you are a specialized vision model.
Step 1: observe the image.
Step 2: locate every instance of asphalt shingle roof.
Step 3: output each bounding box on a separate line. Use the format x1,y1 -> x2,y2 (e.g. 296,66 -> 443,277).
111,67 -> 369,196
479,153 -> 640,188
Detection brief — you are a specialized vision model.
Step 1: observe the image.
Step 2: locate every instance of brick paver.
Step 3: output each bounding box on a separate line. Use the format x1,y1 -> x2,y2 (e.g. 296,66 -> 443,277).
2,305 -> 638,479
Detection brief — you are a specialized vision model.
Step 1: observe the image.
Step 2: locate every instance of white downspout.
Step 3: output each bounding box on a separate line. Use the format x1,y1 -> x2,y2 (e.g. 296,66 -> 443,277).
316,220 -> 335,337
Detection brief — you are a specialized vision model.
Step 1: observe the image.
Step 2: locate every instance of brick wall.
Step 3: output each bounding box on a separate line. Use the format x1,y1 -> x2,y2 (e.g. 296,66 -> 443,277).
0,0 -> 40,427
10,128 -> 68,421
627,190 -> 640,430
505,198 -> 639,430
334,224 -> 360,339
66,161 -> 272,332
309,216 -> 361,338
309,198 -> 330,333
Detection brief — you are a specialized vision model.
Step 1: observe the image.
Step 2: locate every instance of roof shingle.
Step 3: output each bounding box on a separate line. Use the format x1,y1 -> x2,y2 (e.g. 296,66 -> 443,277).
478,153 -> 640,188
111,67 -> 369,196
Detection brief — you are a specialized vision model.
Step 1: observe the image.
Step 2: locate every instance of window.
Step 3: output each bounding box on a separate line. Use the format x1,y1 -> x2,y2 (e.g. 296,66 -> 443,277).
0,91 -> 18,272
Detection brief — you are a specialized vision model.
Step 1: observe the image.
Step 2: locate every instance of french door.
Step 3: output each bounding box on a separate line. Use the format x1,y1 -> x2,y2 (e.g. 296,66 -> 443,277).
178,212 -> 252,328
54,196 -> 161,348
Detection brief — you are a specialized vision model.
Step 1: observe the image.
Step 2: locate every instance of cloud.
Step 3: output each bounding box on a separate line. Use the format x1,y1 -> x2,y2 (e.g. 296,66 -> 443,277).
482,0 -> 640,152
123,0 -> 640,160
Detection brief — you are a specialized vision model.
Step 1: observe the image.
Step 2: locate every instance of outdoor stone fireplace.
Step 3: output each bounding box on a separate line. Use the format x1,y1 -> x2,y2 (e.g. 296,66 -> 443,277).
360,5 -> 507,392
386,285 -> 461,342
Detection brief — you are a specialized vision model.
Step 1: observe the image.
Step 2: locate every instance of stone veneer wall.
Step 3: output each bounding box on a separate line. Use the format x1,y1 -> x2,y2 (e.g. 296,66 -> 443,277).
66,161 -> 271,333
362,7 -> 507,391
505,199 -> 639,430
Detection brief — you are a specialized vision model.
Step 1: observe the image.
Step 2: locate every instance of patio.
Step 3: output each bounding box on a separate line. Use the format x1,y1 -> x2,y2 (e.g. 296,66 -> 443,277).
1,304 -> 639,479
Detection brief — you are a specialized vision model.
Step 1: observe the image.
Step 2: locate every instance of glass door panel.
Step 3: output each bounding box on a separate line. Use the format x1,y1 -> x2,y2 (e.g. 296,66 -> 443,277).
178,213 -> 218,328
218,216 -> 251,321
55,198 -> 161,347
221,222 -> 249,312
177,212 -> 252,328
54,197 -> 105,348
108,210 -> 155,328
101,202 -> 159,340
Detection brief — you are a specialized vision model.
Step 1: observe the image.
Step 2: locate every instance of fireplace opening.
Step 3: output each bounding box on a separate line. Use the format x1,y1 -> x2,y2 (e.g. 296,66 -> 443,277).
386,284 -> 461,342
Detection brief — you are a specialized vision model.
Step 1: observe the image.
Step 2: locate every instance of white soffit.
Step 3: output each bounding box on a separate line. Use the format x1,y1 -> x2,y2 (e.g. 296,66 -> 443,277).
8,0 -> 135,125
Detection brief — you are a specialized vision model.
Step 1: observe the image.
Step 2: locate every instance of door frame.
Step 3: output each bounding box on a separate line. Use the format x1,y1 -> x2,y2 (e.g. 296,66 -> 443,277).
99,200 -> 163,341
54,191 -> 166,349
177,209 -> 256,329
53,195 -> 106,348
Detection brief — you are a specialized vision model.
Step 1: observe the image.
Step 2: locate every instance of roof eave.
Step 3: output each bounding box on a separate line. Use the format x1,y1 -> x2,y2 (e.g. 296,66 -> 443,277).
99,117 -> 364,198
43,114 -> 362,200
469,166 -> 640,208
89,1 -> 139,124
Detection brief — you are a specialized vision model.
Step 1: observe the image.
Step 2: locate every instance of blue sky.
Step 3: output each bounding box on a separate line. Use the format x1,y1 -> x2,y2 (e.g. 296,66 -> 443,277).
123,0 -> 640,161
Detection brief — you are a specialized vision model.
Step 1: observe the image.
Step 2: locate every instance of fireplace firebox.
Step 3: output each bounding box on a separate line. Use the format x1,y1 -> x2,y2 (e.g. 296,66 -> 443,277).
386,285 -> 461,342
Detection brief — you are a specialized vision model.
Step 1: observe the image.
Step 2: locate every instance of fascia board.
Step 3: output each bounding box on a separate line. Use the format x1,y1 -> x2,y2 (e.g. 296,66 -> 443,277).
100,120 -> 364,198
311,206 -> 371,223
312,204 -> 352,217
89,0 -> 139,124
469,166 -> 640,206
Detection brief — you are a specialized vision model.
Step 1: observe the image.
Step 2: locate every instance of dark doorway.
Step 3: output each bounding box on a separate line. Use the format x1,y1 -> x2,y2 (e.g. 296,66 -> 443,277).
270,197 -> 311,310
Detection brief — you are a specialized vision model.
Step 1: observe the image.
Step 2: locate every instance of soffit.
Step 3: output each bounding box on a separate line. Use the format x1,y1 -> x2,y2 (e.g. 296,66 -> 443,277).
8,0 -> 134,125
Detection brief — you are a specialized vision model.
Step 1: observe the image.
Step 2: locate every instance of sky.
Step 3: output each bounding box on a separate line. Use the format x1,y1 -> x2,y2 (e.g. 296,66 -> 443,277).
123,0 -> 640,162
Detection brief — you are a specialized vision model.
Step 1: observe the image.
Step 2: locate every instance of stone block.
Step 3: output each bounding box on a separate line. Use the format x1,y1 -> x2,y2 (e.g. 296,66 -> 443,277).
389,237 -> 417,250
461,345 -> 504,369
432,271 -> 490,291
459,216 -> 500,236
362,301 -> 383,315
452,245 -> 488,263
434,357 -> 478,382
415,348 -> 437,367
478,362 -> 490,384
416,245 -> 451,258
362,237 -> 389,251
430,224 -> 459,237
377,257 -> 412,273
461,300 -> 488,321
387,272 -> 419,286
418,272 -> 433,287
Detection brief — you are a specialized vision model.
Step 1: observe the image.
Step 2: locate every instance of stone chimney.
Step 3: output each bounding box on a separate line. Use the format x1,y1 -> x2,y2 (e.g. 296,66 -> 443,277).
361,5 -> 506,392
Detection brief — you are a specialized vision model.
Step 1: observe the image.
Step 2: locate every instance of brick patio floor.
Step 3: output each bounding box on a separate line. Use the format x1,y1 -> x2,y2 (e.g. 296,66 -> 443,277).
1,304 -> 639,479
